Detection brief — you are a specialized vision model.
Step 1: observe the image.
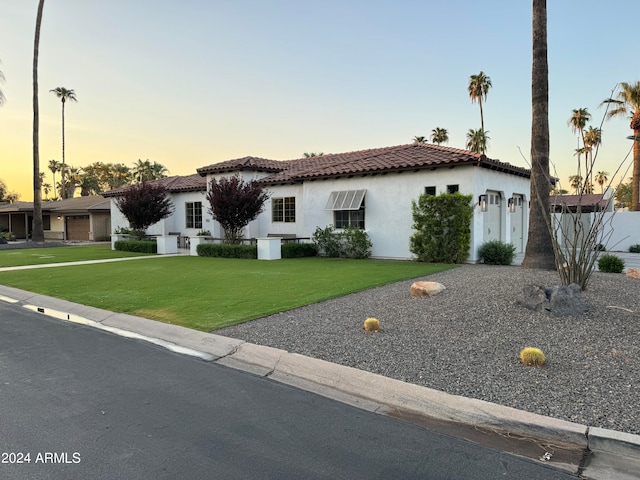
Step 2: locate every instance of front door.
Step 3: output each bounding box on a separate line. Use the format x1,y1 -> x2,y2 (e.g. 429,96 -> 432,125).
511,195 -> 524,252
483,191 -> 502,242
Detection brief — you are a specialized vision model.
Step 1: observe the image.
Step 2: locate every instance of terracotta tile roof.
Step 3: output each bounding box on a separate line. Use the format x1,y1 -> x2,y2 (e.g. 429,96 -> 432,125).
550,194 -> 611,209
0,196 -> 110,213
197,156 -> 287,175
255,143 -> 530,184
102,174 -> 206,197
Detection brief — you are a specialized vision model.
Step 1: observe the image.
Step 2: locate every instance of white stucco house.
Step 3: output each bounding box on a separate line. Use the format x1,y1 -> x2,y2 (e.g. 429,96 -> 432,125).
105,143 -> 533,262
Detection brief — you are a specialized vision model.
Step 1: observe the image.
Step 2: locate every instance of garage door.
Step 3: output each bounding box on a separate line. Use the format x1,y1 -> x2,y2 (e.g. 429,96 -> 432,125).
66,215 -> 90,241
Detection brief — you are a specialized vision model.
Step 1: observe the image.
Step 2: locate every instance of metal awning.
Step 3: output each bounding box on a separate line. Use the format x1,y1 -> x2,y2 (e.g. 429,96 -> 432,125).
325,190 -> 366,210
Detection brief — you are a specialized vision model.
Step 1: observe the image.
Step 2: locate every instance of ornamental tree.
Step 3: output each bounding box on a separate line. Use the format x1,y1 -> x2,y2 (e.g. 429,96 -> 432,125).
206,175 -> 269,244
115,182 -> 174,238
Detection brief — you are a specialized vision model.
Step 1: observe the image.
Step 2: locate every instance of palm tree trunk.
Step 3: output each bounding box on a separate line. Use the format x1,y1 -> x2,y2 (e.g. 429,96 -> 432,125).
31,0 -> 45,243
632,112 -> 640,211
522,0 -> 555,270
479,98 -> 485,134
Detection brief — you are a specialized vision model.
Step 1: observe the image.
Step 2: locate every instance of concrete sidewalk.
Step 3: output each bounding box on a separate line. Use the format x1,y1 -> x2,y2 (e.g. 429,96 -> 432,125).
1,283 -> 639,479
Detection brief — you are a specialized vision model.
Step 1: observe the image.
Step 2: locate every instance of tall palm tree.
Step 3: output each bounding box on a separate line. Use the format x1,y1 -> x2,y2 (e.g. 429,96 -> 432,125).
583,125 -> 601,185
430,128 -> 449,145
303,152 -> 324,158
465,128 -> 489,154
48,159 -> 60,199
31,0 -> 46,243
595,171 -> 609,194
468,71 -> 492,133
412,136 -> 427,144
42,182 -> 51,200
567,107 -> 591,179
522,0 -> 555,270
50,86 -> 77,197
601,81 -> 640,211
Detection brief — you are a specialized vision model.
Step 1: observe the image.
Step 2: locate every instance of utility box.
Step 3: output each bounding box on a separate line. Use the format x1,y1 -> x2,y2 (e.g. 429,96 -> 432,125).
257,237 -> 281,260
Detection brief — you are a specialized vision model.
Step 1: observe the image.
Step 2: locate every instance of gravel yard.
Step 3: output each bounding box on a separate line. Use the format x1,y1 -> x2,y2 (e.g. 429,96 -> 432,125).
218,264 -> 640,435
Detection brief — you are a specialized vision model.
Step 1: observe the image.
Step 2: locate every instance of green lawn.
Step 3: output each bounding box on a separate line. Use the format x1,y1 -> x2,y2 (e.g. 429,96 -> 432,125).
0,255 -> 455,331
0,245 -> 151,267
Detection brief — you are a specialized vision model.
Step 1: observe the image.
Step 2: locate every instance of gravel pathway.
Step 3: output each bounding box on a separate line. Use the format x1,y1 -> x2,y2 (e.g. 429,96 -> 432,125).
218,265 -> 640,435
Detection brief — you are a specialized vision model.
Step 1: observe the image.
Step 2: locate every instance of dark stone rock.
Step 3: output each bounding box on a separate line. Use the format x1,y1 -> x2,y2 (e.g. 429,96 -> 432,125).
521,283 -> 587,316
0,237 -> 7,245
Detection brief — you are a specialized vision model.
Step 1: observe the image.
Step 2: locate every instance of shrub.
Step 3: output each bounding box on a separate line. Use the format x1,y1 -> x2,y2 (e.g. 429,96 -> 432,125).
342,227 -> 373,259
114,239 -> 157,254
1,231 -> 14,241
312,225 -> 344,257
197,243 -> 257,259
478,240 -> 516,265
598,254 -> 625,273
281,243 -> 318,258
519,347 -> 545,367
629,244 -> 640,253
312,225 -> 373,259
410,192 -> 474,263
363,317 -> 380,331
196,230 -> 211,237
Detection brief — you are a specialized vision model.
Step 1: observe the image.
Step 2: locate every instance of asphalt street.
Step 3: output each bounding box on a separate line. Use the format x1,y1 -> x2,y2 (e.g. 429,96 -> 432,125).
0,301 -> 579,480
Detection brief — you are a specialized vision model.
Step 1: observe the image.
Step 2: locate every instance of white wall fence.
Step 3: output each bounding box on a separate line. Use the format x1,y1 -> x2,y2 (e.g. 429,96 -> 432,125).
553,211 -> 640,252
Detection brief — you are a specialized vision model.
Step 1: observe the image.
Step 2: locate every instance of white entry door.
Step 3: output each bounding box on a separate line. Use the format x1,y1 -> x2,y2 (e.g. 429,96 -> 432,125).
483,191 -> 502,242
511,195 -> 524,252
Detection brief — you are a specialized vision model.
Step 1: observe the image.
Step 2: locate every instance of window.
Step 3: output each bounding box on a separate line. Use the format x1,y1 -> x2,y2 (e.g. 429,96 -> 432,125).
447,184 -> 459,194
186,202 -> 202,229
325,190 -> 366,229
272,197 -> 296,223
424,186 -> 436,196
43,215 -> 51,231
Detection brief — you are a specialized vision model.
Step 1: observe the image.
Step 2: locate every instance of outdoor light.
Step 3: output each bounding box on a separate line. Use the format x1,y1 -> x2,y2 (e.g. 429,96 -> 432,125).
57,215 -> 62,220
478,194 -> 488,212
508,197 -> 517,213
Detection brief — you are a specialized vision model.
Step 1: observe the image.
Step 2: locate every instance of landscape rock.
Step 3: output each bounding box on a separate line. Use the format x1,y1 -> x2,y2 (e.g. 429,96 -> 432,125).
521,283 -> 587,316
410,281 -> 445,297
626,268 -> 640,280
0,237 -> 7,245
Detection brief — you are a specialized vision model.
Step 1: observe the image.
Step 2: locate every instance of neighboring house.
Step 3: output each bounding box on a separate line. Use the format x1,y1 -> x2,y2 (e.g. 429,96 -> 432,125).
0,196 -> 111,241
107,143 -> 532,262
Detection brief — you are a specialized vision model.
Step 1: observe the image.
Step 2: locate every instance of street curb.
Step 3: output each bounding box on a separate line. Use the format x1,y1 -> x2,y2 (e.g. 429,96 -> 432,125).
2,284 -> 640,469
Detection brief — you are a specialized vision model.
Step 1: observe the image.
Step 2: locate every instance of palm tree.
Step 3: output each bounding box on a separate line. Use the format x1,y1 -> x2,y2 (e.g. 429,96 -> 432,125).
568,175 -> 583,194
595,171 -> 609,194
601,81 -> 640,211
303,152 -> 324,158
522,0 -> 555,270
430,128 -> 449,145
468,71 -> 492,133
412,136 -> 427,144
50,86 -> 77,197
31,0 -> 46,243
48,159 -> 60,199
583,126 -> 601,185
465,128 -> 489,154
567,107 -> 590,177
42,182 -> 51,200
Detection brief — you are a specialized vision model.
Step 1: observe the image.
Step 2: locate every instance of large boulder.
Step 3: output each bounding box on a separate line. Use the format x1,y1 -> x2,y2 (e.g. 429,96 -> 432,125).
626,268 -> 640,280
521,283 -> 587,316
410,281 -> 445,297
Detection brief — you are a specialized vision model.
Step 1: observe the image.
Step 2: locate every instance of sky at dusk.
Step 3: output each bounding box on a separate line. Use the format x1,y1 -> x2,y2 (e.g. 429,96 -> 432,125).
0,0 -> 637,201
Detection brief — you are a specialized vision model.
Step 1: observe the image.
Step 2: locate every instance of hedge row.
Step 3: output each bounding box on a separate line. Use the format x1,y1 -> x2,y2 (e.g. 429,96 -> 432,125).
196,242 -> 318,259
114,240 -> 157,254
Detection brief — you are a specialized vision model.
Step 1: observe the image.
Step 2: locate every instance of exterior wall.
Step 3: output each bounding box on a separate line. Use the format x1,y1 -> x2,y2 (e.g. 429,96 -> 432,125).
553,211 -> 640,252
90,213 -> 111,241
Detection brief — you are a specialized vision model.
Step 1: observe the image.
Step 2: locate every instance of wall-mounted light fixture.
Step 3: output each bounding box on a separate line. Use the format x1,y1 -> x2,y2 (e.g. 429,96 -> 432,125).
508,197 -> 517,213
57,215 -> 62,220
478,194 -> 488,212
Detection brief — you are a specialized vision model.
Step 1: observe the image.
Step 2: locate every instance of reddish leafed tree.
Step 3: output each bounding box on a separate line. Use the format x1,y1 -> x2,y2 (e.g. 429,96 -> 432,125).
206,175 -> 269,244
115,182 -> 174,238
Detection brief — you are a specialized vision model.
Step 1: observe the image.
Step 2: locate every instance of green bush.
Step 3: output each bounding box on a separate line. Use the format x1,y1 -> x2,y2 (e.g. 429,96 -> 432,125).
598,254 -> 625,273
114,239 -> 157,254
410,192 -> 474,263
629,244 -> 640,253
197,243 -> 257,259
1,231 -> 14,241
312,225 -> 373,259
478,240 -> 516,265
281,243 -> 318,258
